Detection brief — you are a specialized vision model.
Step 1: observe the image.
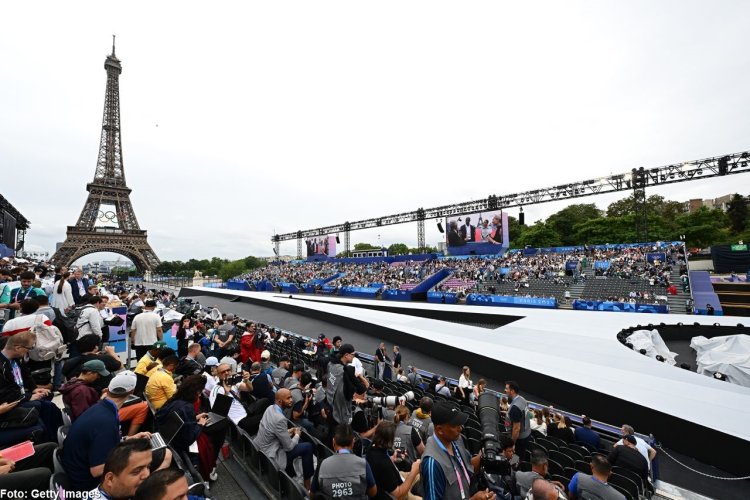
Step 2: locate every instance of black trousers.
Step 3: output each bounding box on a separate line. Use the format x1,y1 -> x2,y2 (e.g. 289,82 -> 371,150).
134,345 -> 150,362
0,442 -> 55,494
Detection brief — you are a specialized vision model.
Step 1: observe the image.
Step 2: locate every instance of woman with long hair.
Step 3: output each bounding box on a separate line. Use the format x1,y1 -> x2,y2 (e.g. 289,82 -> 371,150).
392,405 -> 425,464
472,378 -> 487,402
52,271 -> 74,312
175,316 -> 193,358
365,421 -> 422,500
530,408 -> 547,436
155,375 -> 226,481
457,366 -> 474,404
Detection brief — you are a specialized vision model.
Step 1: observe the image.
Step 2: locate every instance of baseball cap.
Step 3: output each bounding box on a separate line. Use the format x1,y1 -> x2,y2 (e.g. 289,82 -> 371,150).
624,435 -> 637,445
318,333 -> 326,340
108,371 -> 137,396
261,350 -> 270,360
431,402 -> 469,426
339,344 -> 355,355
151,341 -> 167,349
81,359 -> 110,377
205,356 -> 219,366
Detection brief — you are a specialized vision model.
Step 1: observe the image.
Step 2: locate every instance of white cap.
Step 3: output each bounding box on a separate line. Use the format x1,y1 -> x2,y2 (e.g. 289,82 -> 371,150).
108,370 -> 137,396
261,350 -> 270,360
205,356 -> 219,366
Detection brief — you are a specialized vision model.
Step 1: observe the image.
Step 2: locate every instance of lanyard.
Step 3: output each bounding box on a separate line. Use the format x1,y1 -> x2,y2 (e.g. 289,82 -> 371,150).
103,399 -> 121,439
435,438 -> 471,500
13,288 -> 32,302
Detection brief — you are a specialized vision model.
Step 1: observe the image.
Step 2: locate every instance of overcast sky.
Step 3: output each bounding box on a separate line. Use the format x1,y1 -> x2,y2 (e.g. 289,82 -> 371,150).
2,1 -> 749,263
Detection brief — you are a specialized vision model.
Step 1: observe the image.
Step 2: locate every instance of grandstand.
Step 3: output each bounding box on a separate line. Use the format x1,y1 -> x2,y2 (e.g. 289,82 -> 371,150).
230,241 -> 696,315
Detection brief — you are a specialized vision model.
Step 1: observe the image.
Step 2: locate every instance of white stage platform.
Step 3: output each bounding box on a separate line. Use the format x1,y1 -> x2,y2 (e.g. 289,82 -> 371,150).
184,287 -> 750,472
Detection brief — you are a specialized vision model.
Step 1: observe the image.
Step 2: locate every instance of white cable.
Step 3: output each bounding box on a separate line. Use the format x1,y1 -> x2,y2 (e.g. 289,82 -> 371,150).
655,445 -> 750,480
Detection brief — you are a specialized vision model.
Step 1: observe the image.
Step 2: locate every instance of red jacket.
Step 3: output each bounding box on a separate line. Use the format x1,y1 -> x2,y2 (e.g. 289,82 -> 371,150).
60,378 -> 100,420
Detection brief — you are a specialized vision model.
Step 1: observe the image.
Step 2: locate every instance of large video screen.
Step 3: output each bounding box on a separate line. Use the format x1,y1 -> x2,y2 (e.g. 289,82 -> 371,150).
445,211 -> 509,251
306,235 -> 336,257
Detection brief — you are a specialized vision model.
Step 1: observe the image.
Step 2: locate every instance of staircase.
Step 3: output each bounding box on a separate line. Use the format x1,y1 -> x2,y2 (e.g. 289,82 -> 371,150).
559,263 -> 595,310
667,268 -> 691,314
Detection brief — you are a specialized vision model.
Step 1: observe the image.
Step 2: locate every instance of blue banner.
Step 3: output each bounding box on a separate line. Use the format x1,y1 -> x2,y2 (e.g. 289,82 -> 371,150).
572,300 -> 669,314
466,294 -> 557,309
593,261 -> 610,270
341,287 -> 380,299
382,289 -> 412,301
427,292 -> 459,304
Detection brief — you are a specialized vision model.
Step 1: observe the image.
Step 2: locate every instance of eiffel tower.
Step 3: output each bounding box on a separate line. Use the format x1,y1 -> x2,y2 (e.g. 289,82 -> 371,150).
51,38 -> 160,272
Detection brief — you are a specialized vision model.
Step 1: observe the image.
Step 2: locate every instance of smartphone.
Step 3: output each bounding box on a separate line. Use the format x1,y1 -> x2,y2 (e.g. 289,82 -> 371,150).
0,441 -> 35,462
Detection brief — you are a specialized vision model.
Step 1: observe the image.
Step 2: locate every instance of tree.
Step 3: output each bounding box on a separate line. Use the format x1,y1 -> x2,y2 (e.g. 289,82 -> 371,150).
513,222 -> 562,248
506,215 -> 524,244
675,207 -> 730,248
354,243 -> 379,250
546,204 -> 603,246
218,260 -> 247,281
387,243 -> 409,255
243,256 -> 266,270
726,194 -> 748,234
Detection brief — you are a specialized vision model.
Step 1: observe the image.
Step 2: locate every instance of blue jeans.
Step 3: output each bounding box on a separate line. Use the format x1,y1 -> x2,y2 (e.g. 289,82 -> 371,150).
52,360 -> 64,389
285,442 -> 314,479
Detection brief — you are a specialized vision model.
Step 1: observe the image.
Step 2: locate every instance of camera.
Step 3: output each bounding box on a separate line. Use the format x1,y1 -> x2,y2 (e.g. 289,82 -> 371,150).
476,392 -> 512,479
367,390 -> 415,410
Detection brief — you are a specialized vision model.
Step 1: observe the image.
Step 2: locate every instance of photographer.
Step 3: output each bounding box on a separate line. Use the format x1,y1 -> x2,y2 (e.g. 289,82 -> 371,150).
242,361 -> 275,404
421,402 -> 495,500
325,344 -> 368,441
312,424 -> 377,499
368,379 -> 396,422
288,372 -> 317,435
393,405 -> 424,465
366,421 -> 421,500
410,397 -> 435,443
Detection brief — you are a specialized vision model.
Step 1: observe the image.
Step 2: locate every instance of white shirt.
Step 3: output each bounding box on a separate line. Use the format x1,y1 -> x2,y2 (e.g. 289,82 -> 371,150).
458,374 -> 473,390
210,384 -> 247,425
130,310 -> 162,346
615,436 -> 654,469
351,356 -> 364,377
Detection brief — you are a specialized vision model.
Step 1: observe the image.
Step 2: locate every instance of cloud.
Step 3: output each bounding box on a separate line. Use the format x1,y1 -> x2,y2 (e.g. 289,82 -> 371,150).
2,1 -> 749,262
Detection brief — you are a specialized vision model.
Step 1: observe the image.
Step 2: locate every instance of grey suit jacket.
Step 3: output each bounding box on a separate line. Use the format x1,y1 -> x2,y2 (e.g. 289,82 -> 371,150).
253,404 -> 299,469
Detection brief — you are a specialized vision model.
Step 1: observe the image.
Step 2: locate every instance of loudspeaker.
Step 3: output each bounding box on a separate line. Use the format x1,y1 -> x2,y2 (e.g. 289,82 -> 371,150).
335,235 -> 340,244
519,212 -> 525,225
437,222 -> 444,233
718,156 -> 729,176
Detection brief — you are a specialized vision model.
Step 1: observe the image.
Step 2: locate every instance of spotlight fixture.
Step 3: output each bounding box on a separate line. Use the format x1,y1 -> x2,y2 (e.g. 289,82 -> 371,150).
713,372 -> 728,381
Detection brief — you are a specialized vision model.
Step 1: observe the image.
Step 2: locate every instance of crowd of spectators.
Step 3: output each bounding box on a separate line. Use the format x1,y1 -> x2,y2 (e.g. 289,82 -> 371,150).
0,251 -> 667,499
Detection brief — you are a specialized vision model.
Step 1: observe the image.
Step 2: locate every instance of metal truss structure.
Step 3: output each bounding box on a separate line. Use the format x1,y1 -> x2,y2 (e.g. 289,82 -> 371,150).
51,39 -> 160,272
273,151 -> 750,250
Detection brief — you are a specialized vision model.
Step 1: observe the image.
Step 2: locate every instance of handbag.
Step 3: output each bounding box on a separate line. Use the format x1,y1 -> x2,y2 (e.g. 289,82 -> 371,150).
0,405 -> 40,429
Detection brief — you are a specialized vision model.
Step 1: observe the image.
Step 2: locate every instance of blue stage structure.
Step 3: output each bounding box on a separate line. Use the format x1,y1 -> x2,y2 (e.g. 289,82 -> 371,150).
573,300 -> 669,314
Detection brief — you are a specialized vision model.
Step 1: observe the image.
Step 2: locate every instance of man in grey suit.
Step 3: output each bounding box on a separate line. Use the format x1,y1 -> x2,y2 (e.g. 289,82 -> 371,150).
254,388 -> 315,489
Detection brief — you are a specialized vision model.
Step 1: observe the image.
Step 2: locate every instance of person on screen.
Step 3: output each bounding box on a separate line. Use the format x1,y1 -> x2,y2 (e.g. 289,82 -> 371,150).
479,219 -> 493,241
460,217 -> 476,242
446,221 -> 465,246
488,215 -> 504,245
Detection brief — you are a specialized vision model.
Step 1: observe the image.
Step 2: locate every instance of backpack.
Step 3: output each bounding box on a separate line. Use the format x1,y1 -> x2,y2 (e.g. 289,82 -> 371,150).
29,316 -> 66,362
52,307 -> 77,344
72,305 -> 95,339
